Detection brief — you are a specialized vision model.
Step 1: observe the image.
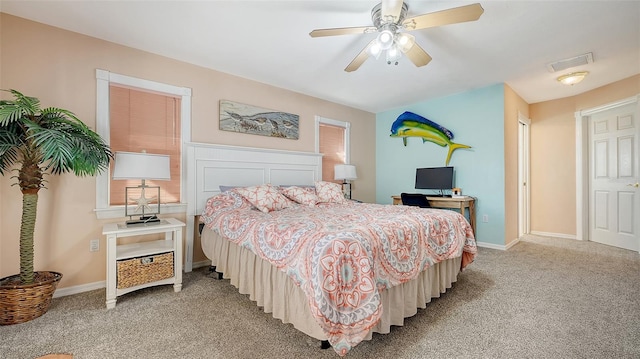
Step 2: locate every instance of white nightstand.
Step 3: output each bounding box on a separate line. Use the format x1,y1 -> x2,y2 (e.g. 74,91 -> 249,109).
102,218 -> 185,309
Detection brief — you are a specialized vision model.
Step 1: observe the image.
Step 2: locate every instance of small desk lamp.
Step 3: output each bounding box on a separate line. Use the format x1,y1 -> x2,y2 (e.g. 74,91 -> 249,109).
334,164 -> 357,199
112,151 -> 171,225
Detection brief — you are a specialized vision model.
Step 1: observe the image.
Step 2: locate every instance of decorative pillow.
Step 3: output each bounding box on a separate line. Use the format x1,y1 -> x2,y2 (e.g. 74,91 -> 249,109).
201,191 -> 253,228
219,185 -> 243,192
315,181 -> 346,204
281,186 -> 318,207
232,184 -> 291,213
279,184 -> 316,189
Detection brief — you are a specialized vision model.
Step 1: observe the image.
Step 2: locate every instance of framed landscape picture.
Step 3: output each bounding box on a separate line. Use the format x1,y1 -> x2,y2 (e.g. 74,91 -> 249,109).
219,100 -> 299,140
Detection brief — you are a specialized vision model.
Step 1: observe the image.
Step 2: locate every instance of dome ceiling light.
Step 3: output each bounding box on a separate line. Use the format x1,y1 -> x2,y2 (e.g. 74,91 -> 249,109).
557,71 -> 589,86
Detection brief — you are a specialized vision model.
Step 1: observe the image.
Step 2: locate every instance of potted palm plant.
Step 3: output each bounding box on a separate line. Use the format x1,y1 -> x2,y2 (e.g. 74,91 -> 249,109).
0,89 -> 112,325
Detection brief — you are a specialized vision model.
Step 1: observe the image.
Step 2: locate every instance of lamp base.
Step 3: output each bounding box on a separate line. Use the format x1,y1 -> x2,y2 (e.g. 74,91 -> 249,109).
342,181 -> 352,200
126,215 -> 161,225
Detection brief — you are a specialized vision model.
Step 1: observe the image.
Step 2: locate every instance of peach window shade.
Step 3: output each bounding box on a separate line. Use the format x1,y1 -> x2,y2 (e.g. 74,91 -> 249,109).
109,85 -> 181,205
319,123 -> 345,183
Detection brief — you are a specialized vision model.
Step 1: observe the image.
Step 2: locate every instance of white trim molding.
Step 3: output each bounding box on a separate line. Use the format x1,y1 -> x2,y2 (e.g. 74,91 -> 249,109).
53,280 -> 106,298
530,231 -> 578,240
315,115 -> 352,163
574,94 -> 640,242
52,260 -> 207,298
517,112 -> 531,237
476,241 -> 508,251
94,69 -> 192,220
192,260 -> 212,269
505,237 -> 521,250
476,237 -> 521,251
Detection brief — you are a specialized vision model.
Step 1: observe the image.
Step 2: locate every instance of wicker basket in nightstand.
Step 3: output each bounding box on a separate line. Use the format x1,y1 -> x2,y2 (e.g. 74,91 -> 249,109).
116,252 -> 174,289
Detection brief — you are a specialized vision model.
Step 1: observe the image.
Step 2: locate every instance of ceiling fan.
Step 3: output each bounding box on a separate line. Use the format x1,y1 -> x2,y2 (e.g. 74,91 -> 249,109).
309,0 -> 484,72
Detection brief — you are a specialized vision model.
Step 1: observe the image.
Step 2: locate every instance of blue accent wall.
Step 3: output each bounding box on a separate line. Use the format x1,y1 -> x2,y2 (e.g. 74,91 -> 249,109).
376,84 -> 505,245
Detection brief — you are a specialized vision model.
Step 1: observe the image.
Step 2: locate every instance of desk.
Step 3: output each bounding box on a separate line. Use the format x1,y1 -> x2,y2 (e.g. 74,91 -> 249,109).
392,195 -> 476,234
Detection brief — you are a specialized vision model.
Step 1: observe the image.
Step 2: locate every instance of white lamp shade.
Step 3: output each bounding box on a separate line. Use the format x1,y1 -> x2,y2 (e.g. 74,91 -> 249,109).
396,33 -> 415,53
112,151 -> 171,180
334,164 -> 357,180
377,30 -> 394,50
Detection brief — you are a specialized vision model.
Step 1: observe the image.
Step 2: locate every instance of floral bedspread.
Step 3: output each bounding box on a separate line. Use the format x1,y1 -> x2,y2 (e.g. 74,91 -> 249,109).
200,192 -> 476,356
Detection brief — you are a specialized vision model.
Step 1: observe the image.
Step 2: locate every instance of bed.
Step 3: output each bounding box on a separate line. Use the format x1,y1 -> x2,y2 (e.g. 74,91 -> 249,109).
186,143 -> 476,356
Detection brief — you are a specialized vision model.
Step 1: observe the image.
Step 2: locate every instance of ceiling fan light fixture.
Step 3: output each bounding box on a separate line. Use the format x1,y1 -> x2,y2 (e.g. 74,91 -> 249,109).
386,45 -> 402,65
396,33 -> 415,52
378,30 -> 395,50
368,42 -> 382,58
557,71 -> 589,86
310,1 -> 484,72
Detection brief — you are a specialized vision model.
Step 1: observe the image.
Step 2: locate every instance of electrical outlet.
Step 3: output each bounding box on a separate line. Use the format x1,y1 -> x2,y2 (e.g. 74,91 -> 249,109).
482,214 -> 489,223
90,239 -> 100,252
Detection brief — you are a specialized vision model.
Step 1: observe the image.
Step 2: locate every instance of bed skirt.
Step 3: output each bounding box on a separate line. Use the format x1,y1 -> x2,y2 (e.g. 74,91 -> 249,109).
201,228 -> 462,341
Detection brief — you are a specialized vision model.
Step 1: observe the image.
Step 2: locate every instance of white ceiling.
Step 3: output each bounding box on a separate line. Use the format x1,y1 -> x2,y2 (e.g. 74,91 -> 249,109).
2,1 -> 639,113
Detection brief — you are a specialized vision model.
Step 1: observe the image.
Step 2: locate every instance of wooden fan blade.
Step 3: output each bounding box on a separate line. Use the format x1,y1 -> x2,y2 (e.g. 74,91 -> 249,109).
403,3 -> 484,31
402,43 -> 432,67
310,26 -> 376,37
345,40 -> 376,72
382,0 -> 404,23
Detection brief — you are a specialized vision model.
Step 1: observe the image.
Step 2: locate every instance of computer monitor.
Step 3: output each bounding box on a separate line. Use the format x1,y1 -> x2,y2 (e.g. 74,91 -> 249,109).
415,166 -> 454,195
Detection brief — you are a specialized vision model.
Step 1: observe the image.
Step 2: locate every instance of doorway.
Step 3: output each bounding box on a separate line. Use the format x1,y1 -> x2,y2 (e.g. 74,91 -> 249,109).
518,113 -> 531,238
576,95 -> 640,252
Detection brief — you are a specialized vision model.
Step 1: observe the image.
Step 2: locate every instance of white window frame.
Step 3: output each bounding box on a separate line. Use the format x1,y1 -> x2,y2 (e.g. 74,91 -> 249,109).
94,69 -> 191,219
315,116 -> 351,179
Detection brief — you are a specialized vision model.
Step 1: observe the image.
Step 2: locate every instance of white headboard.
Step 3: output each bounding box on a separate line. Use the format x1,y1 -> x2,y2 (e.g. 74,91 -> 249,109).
183,142 -> 322,271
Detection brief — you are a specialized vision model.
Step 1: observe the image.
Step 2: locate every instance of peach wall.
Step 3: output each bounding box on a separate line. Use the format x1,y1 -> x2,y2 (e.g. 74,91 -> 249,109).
529,74 -> 640,236
0,14 -> 376,288
504,85 -> 529,245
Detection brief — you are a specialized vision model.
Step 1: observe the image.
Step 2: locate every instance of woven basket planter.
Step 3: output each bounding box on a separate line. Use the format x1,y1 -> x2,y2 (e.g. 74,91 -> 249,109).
0,271 -> 62,325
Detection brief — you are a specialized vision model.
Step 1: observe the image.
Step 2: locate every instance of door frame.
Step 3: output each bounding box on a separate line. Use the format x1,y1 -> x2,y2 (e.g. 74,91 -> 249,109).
518,112 -> 531,237
575,94 -> 640,243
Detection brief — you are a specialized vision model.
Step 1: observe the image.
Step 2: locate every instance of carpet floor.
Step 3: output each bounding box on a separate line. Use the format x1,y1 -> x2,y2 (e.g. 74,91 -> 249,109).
1,234 -> 638,359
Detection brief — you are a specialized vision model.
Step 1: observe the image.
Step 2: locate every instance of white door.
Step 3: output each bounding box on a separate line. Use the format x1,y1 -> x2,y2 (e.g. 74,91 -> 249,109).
589,102 -> 640,251
518,114 -> 531,237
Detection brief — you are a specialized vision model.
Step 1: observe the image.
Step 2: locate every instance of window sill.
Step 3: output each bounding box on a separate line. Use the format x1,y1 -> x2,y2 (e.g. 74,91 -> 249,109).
94,203 -> 187,220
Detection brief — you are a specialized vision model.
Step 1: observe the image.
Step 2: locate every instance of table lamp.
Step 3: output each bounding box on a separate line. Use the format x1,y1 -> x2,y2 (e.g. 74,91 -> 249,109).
334,164 -> 357,199
112,151 -> 171,225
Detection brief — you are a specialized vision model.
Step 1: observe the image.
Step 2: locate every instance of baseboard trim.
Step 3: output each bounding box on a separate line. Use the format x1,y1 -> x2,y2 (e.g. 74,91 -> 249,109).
53,260 -> 213,298
530,231 -> 578,240
476,241 -> 507,251
476,237 -> 523,251
505,237 -> 521,250
53,280 -> 105,298
192,260 -> 211,269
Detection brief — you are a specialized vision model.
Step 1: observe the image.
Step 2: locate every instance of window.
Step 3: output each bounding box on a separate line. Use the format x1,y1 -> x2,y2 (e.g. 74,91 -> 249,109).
95,70 -> 191,219
315,116 -> 350,182
109,85 -> 181,205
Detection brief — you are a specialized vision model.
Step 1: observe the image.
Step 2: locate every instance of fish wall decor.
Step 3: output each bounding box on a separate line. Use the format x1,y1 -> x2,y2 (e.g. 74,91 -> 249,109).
390,111 -> 471,165
219,100 -> 299,139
